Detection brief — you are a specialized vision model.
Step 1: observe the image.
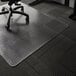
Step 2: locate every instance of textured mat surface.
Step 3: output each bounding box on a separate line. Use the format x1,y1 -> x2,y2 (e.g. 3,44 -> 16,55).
0,2 -> 68,66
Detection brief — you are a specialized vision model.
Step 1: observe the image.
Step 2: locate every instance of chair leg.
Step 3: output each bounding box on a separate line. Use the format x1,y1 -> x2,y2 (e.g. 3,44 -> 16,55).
13,11 -> 29,24
0,11 -> 9,15
13,6 -> 24,12
5,12 -> 12,31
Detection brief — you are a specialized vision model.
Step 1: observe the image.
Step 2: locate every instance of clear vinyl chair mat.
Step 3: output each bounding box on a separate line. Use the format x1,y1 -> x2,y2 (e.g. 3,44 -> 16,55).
0,2 -> 68,66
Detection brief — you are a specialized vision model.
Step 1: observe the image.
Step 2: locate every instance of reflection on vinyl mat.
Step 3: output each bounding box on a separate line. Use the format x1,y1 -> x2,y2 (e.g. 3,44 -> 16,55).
0,2 -> 68,66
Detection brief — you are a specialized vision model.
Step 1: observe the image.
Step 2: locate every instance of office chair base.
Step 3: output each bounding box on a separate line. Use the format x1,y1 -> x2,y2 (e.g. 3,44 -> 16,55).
6,10 -> 29,30
0,5 -> 29,32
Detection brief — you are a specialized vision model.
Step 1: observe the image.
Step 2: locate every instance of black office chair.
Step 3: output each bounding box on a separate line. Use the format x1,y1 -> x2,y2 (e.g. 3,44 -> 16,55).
0,0 -> 29,31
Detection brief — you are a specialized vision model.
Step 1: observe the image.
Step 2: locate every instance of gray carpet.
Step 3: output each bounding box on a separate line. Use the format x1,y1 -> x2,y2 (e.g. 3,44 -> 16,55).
0,2 -> 69,66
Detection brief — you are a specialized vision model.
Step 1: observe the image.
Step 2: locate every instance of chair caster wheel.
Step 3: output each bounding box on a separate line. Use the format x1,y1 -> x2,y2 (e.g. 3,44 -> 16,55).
26,17 -> 29,25
2,7 -> 8,12
21,8 -> 24,13
2,7 -> 6,12
5,26 -> 12,32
